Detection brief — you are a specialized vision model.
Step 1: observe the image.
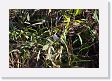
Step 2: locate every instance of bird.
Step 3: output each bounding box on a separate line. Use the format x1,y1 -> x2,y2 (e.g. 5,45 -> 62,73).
53,33 -> 61,40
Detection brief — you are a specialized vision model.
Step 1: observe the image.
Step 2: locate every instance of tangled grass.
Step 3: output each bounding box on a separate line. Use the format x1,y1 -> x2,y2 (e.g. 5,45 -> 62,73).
9,9 -> 99,68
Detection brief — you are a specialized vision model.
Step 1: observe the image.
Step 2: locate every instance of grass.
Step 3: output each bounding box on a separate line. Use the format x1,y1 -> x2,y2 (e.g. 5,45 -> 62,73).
9,9 -> 99,68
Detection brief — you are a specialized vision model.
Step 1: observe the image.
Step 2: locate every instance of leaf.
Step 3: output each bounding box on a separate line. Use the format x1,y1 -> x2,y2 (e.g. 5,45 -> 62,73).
59,46 -> 63,54
77,34 -> 82,45
64,15 -> 70,23
48,9 -> 52,14
24,21 -> 30,25
43,44 -> 49,50
27,28 -> 37,33
63,31 -> 66,41
25,35 -> 29,39
37,50 -> 41,61
79,42 -> 97,53
74,20 -> 84,24
27,13 -> 30,21
32,22 -> 43,26
75,9 -> 81,16
47,38 -> 53,44
20,30 -> 24,34
30,42 -> 34,47
64,15 -> 70,28
46,46 -> 52,60
73,39 -> 79,44
93,10 -> 99,22
51,46 -> 55,53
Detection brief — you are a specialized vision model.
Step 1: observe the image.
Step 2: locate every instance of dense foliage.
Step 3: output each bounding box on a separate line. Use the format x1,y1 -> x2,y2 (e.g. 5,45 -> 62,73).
9,9 -> 99,68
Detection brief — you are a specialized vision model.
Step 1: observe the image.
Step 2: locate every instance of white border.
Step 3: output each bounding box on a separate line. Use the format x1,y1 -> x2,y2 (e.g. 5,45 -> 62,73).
0,0 -> 108,78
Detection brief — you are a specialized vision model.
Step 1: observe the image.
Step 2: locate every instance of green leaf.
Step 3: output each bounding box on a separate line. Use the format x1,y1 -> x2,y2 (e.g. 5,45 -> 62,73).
28,28 -> 37,33
27,13 -> 30,21
30,42 -> 34,47
77,34 -> 82,45
93,10 -> 99,22
25,35 -> 29,39
47,38 -> 53,44
63,29 -> 67,41
64,15 -> 70,23
79,42 -> 97,53
20,30 -> 24,34
43,44 -> 49,50
74,20 -> 84,24
75,9 -> 81,16
73,39 -> 79,44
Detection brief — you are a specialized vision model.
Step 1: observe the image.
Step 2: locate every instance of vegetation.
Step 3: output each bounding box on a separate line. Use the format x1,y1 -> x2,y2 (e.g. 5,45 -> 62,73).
9,9 -> 99,68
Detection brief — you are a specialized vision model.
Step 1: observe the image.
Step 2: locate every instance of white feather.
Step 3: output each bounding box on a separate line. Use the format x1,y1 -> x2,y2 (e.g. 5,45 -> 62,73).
53,34 -> 59,40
